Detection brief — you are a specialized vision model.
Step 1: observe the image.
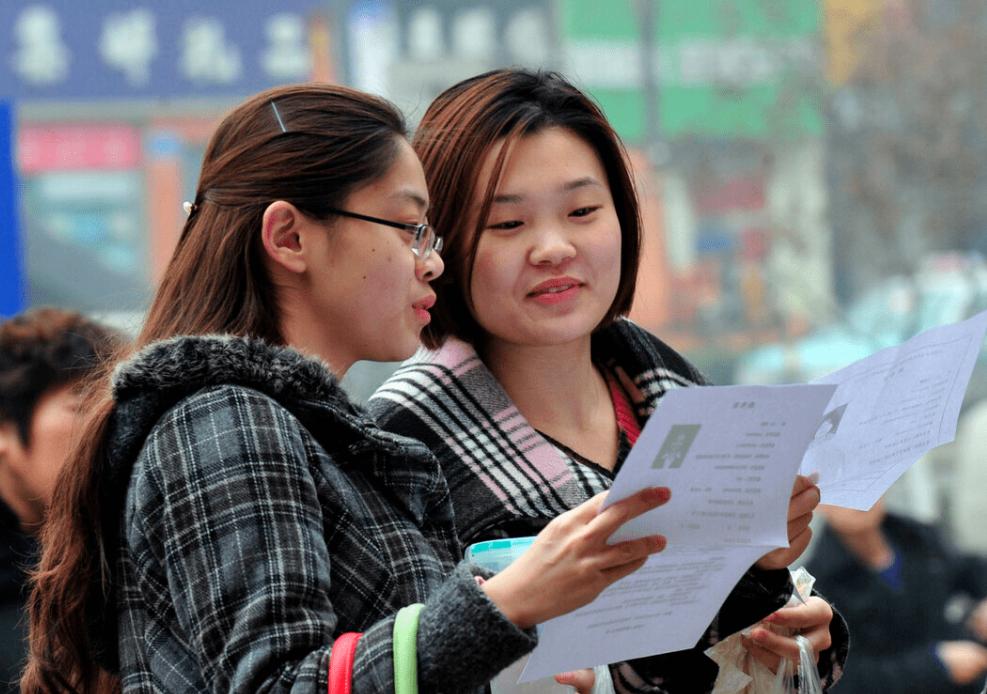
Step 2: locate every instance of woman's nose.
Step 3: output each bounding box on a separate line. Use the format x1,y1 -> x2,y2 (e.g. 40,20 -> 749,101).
529,226 -> 576,266
418,249 -> 444,281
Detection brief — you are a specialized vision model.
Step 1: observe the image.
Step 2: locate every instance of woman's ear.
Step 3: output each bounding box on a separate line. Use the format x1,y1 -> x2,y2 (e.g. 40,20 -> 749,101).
0,422 -> 11,461
261,201 -> 307,274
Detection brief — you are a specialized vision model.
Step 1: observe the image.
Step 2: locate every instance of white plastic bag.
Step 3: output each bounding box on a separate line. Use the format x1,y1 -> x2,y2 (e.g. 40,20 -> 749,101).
705,567 -> 824,694
765,634 -> 822,694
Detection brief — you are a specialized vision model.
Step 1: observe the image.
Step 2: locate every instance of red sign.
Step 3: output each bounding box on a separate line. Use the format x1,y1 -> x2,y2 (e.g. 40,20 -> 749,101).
18,124 -> 141,173
693,176 -> 766,214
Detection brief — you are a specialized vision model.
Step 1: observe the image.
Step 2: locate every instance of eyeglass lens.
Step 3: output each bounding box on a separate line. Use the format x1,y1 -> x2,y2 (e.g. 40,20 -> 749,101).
412,225 -> 442,259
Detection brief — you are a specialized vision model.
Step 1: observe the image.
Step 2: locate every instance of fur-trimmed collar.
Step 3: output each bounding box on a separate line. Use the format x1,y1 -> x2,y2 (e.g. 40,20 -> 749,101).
105,335 -> 376,485
112,334 -> 350,409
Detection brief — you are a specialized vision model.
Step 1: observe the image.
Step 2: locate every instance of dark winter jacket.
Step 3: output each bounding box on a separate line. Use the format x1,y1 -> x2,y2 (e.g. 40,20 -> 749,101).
808,512 -> 987,694
91,335 -> 536,693
0,501 -> 34,693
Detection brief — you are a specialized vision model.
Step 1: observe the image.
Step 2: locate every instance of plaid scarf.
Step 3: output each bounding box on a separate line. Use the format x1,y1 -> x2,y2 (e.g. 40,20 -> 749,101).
369,318 -> 706,544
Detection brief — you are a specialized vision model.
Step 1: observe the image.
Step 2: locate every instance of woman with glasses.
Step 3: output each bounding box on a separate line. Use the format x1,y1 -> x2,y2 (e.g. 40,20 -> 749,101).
21,84 -> 672,693
370,68 -> 849,692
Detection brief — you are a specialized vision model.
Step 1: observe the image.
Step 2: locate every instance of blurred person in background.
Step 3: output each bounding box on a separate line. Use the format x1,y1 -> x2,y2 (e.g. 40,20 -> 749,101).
370,68 -> 848,693
0,308 -> 120,692
808,499 -> 987,693
21,83 -> 670,693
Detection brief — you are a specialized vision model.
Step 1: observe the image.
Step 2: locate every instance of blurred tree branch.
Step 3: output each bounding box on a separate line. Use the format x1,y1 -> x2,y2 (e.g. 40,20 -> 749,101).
828,0 -> 987,298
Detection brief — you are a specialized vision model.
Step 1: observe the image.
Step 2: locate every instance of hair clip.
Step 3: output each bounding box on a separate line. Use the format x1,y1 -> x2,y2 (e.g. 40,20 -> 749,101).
270,100 -> 288,133
182,201 -> 198,217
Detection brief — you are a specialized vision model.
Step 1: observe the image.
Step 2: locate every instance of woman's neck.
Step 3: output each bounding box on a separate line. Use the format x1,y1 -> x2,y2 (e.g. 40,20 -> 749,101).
839,526 -> 895,570
481,336 -> 617,466
278,288 -> 353,377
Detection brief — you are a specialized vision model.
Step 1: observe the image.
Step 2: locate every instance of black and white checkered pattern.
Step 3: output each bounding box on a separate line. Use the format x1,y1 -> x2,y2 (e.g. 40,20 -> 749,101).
94,335 -> 536,692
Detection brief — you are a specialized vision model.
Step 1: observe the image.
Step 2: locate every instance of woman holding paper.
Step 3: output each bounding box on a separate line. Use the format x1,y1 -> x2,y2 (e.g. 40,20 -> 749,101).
20,83 -> 673,693
370,68 -> 848,692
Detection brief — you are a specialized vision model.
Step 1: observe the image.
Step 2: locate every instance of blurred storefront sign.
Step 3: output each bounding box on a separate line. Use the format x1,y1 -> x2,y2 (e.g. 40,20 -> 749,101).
19,124 -> 141,173
379,1 -> 554,117
561,0 -> 822,141
20,167 -> 148,311
561,1 -> 832,352
0,0 -> 329,101
0,102 -> 24,317
16,125 -> 148,311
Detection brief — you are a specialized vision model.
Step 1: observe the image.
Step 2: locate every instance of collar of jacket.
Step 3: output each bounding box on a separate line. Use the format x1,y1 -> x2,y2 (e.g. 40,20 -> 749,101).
107,334 -> 422,473
370,319 -> 707,541
812,512 -> 921,582
112,333 -> 355,416
413,318 -> 707,422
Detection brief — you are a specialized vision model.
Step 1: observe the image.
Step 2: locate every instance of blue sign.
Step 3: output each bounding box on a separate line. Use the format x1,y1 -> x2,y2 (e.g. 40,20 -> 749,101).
0,0 -> 330,101
0,101 -> 24,317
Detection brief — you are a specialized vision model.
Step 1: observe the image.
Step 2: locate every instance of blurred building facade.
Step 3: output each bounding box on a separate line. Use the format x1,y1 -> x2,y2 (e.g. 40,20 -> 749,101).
1,0 -> 985,416
1,2 -> 827,357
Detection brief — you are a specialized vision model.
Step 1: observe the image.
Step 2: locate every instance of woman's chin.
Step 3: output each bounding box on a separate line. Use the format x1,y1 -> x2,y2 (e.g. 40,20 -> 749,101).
374,340 -> 421,364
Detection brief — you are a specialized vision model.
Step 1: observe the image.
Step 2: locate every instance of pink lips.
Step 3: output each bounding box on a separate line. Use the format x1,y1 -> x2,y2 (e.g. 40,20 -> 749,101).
527,276 -> 582,305
412,294 -> 436,324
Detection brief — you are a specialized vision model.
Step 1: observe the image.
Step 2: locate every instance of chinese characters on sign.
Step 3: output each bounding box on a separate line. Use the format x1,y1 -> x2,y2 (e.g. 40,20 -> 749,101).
12,5 -> 70,86
100,9 -> 158,86
2,1 -> 324,99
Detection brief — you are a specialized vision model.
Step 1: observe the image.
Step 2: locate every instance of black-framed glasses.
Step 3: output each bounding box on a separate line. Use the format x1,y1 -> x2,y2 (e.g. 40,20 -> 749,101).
326,208 -> 443,259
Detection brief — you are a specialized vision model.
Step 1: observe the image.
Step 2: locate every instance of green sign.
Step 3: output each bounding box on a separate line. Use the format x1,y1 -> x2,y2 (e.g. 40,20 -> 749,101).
561,0 -> 822,141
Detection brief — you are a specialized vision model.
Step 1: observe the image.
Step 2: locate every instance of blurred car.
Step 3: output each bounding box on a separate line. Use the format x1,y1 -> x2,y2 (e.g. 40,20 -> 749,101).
734,252 -> 987,390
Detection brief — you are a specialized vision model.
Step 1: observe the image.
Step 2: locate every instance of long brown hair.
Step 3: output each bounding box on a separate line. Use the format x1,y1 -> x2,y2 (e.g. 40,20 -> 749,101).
22,83 -> 406,693
413,68 -> 642,349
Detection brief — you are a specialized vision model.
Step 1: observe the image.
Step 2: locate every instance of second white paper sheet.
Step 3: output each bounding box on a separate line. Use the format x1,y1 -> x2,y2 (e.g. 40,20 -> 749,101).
802,309 -> 987,509
522,544 -> 767,681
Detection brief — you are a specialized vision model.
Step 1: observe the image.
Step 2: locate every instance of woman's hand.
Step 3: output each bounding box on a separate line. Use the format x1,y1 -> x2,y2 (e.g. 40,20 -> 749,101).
554,668 -> 596,692
936,640 -> 987,685
741,596 -> 834,672
483,487 -> 670,628
966,598 -> 987,642
756,475 -> 820,570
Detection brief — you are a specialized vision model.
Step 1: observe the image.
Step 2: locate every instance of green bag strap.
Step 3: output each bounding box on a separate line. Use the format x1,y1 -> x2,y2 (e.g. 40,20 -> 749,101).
393,603 -> 425,694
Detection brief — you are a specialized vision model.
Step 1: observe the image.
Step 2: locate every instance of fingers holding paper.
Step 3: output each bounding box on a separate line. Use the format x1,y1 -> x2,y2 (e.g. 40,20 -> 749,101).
553,668 -> 596,692
755,474 -> 821,570
481,487 -> 671,629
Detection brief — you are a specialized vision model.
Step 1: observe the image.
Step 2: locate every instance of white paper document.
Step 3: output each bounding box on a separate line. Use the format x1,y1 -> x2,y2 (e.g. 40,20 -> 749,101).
520,384 -> 836,681
801,309 -> 987,510
603,385 -> 837,546
519,311 -> 987,682
525,544 -> 768,681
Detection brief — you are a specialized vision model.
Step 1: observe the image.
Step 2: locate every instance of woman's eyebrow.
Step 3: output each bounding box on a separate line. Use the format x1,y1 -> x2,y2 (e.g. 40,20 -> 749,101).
492,192 -> 524,204
490,177 -> 605,206
390,189 -> 429,212
563,176 -> 603,192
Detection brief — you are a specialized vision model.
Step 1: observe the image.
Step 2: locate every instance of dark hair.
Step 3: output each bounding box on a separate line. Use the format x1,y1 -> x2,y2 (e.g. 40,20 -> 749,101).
413,68 -> 642,349
23,83 -> 407,693
0,308 -> 121,445
141,83 -> 407,346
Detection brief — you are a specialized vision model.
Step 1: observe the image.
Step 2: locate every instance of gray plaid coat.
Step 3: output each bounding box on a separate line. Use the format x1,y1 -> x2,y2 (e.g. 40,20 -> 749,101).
370,318 -> 848,692
92,335 -> 535,693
